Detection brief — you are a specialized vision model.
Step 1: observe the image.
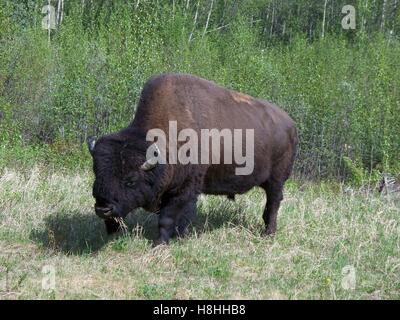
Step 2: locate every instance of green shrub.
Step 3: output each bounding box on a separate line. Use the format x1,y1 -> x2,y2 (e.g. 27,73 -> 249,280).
0,1 -> 399,181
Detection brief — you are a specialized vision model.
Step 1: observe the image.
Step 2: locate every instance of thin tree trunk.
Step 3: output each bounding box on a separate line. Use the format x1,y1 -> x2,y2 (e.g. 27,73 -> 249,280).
60,0 -> 64,25
184,0 -> 190,19
362,0 -> 368,32
56,0 -> 60,25
56,0 -> 61,26
391,0 -> 399,35
322,0 -> 328,38
203,0 -> 214,37
34,1 -> 39,28
48,0 -> 51,44
270,3 -> 275,38
264,4 -> 270,37
381,0 -> 387,31
189,1 -> 199,42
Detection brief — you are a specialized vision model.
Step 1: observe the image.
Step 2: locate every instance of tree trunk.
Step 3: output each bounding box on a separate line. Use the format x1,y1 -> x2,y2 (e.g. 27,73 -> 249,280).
391,0 -> 399,35
60,0 -> 64,25
189,1 -> 199,42
322,0 -> 328,38
270,2 -> 275,38
56,0 -> 62,26
203,0 -> 214,37
381,0 -> 387,31
48,0 -> 51,44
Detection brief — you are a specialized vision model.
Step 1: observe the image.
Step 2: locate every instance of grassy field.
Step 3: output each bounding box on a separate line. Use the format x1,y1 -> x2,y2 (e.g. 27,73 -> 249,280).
0,167 -> 399,299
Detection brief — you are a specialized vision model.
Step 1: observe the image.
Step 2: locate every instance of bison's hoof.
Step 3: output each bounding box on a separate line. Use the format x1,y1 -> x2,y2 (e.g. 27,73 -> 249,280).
262,228 -> 276,238
152,238 -> 169,247
175,226 -> 190,239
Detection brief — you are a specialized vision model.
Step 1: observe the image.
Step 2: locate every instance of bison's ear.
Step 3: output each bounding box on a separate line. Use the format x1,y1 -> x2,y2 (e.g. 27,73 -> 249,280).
87,136 -> 97,156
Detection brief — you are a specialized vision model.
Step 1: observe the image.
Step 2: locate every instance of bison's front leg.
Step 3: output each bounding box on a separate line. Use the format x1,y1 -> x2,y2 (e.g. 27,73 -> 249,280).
153,196 -> 197,246
104,217 -> 121,235
175,201 -> 197,237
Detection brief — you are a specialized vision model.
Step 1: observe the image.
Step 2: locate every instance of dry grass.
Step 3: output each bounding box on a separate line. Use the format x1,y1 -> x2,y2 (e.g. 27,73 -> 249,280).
0,167 -> 399,299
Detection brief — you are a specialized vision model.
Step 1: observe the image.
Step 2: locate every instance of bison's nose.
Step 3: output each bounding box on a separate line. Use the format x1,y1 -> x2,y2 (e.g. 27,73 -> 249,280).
95,205 -> 114,218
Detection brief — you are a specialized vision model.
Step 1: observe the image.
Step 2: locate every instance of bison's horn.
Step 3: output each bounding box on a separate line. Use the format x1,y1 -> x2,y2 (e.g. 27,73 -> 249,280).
140,143 -> 161,171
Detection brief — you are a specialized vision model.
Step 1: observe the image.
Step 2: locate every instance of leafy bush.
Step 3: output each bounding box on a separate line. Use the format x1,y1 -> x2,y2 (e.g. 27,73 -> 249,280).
0,1 -> 399,180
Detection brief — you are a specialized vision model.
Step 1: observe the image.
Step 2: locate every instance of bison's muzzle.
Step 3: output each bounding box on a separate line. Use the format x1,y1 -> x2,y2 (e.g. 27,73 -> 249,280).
95,204 -> 117,219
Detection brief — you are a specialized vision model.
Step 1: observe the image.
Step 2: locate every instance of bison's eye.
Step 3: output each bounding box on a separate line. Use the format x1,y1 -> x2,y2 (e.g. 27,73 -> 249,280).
125,177 -> 138,188
125,180 -> 136,188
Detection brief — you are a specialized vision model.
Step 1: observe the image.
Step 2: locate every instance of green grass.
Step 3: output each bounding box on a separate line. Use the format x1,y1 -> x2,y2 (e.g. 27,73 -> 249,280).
0,167 -> 399,299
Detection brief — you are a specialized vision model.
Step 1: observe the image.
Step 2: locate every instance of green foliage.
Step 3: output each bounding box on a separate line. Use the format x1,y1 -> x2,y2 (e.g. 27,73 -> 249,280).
343,156 -> 368,187
112,237 -> 129,252
0,140 -> 90,171
0,1 -> 399,180
342,156 -> 384,187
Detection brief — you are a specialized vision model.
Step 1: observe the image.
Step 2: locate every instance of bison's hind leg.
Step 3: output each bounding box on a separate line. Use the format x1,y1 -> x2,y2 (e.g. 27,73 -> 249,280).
261,179 -> 284,236
261,136 -> 297,236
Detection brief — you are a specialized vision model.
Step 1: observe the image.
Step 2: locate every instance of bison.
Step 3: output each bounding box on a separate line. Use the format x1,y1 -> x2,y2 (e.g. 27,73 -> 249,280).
88,73 -> 298,245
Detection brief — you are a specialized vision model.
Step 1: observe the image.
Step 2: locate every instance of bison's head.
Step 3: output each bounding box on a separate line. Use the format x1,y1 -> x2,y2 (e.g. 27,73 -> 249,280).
88,129 -> 163,220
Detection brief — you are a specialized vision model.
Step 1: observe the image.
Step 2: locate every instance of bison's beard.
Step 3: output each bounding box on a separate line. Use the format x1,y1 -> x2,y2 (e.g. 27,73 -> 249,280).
124,190 -> 161,215
143,198 -> 162,214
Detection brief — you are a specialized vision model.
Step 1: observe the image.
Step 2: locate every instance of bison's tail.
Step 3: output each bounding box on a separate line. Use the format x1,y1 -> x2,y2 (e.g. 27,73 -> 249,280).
286,126 -> 299,180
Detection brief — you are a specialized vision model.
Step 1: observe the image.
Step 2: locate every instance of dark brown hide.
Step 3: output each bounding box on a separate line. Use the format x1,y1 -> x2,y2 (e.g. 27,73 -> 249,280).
90,74 -> 298,245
